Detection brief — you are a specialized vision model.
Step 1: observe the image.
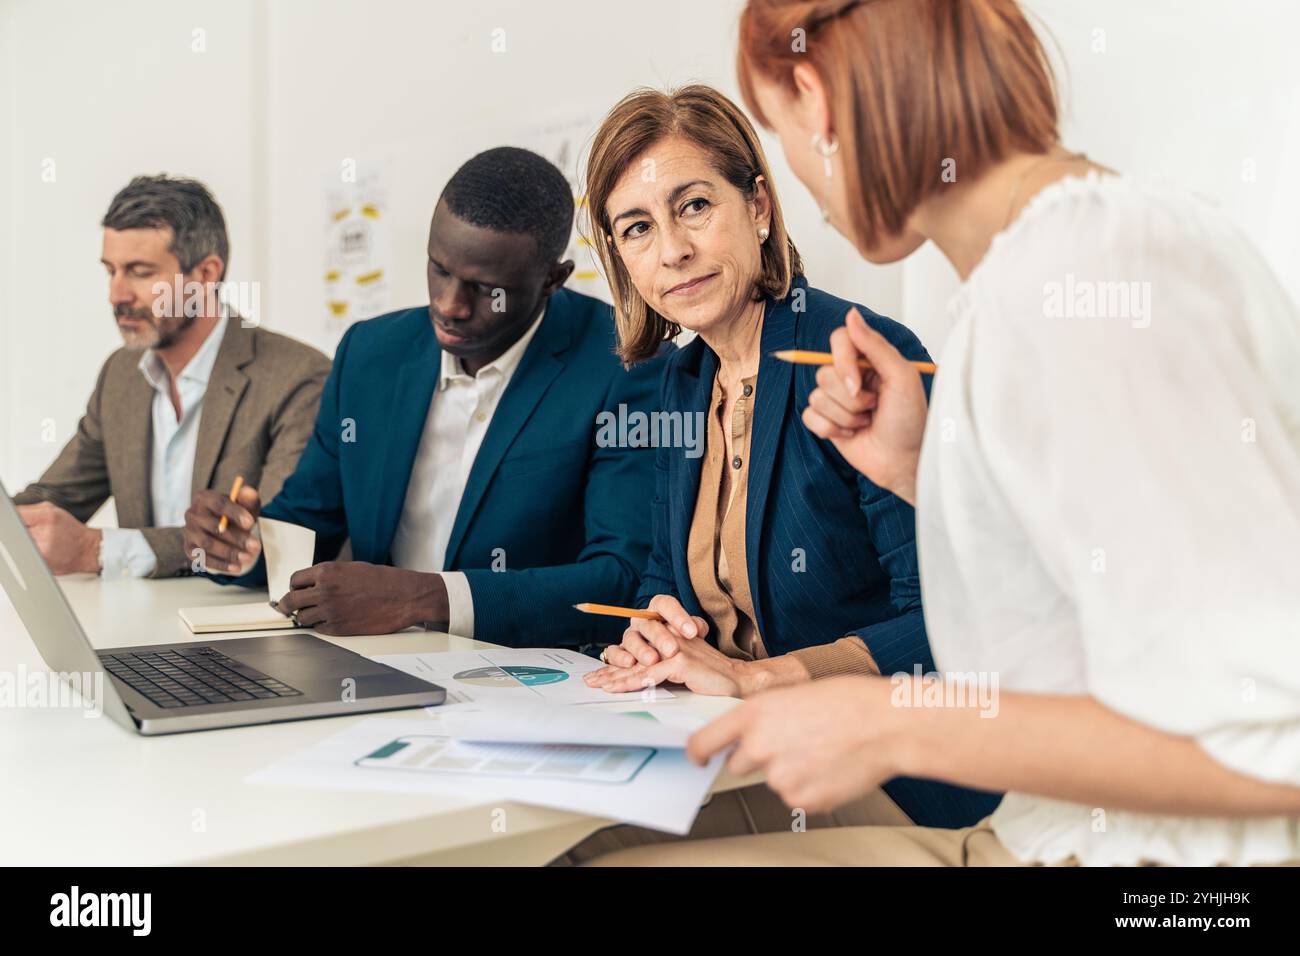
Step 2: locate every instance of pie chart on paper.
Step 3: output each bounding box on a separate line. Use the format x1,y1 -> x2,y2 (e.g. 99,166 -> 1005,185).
452,665 -> 569,689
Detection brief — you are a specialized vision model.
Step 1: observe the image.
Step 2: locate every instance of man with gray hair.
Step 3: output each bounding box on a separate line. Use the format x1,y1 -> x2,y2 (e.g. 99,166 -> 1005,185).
14,174 -> 330,578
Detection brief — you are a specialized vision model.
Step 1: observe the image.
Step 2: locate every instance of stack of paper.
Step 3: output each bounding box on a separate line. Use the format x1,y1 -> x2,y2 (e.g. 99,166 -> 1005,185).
248,700 -> 726,834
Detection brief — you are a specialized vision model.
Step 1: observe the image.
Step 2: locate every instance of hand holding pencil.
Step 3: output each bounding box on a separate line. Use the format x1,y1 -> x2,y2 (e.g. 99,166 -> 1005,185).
183,477 -> 265,575
575,595 -> 710,669
798,308 -> 930,506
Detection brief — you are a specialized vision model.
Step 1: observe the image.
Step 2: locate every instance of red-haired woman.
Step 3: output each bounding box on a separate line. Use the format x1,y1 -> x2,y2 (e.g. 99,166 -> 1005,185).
591,0 -> 1300,866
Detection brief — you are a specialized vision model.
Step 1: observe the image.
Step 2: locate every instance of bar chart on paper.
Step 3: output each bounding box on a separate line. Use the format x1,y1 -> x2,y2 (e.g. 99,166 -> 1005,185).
356,734 -> 656,784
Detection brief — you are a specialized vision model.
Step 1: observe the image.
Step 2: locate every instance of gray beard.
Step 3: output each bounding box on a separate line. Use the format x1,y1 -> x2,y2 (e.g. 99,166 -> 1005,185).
118,312 -> 196,350
153,313 -> 196,350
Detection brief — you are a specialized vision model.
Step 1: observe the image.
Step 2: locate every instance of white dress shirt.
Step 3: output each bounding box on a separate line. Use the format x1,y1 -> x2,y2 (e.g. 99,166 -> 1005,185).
390,308 -> 546,637
918,172 -> 1300,865
100,318 -> 229,578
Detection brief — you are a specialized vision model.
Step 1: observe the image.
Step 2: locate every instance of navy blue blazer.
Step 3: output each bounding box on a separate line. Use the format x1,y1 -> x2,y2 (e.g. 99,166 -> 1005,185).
637,276 -> 1001,828
220,288 -> 664,647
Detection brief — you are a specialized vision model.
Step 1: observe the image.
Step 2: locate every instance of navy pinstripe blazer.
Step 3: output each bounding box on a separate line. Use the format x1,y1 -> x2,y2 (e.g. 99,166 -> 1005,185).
636,276 -> 1001,829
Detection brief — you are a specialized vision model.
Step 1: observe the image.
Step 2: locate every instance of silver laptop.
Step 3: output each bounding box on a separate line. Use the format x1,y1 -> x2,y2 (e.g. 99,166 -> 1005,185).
0,480 -> 445,734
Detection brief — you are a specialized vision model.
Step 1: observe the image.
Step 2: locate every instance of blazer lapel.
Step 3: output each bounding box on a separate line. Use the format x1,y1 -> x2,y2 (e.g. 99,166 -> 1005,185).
190,319 -> 251,498
373,330 -> 440,559
443,307 -> 569,568
110,372 -> 158,527
745,292 -> 797,640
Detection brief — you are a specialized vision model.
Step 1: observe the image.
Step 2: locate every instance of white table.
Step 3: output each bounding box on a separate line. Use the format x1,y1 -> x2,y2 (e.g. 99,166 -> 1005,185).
0,575 -> 754,865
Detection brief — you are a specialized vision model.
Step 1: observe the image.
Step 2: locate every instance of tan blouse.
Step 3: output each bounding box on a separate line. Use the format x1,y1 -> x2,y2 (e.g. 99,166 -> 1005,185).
686,371 -> 880,679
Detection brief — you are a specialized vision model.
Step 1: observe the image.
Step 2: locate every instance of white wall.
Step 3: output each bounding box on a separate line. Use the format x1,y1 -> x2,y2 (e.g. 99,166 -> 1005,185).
258,0 -> 890,353
904,0 -> 1300,349
4,0 -> 1298,493
0,0 -> 265,495
1,1 -> 15,490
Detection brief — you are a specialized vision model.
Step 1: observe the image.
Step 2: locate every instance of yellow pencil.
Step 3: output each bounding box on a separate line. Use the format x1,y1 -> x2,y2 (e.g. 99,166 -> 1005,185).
216,474 -> 245,534
573,602 -> 664,621
772,349 -> 937,375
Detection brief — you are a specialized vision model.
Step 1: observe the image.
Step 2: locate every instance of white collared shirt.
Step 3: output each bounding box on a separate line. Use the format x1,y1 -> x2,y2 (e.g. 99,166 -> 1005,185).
100,318 -> 228,578
390,308 -> 546,637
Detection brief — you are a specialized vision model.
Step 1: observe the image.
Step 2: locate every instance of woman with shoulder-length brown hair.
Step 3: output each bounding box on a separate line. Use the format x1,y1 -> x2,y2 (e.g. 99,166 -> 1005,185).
571,83 -> 1001,851
589,0 -> 1300,867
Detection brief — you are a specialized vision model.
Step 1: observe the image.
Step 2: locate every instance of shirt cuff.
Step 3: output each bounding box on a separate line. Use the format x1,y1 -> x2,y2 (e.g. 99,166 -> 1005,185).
441,570 -> 475,638
789,636 -> 881,681
99,528 -> 158,580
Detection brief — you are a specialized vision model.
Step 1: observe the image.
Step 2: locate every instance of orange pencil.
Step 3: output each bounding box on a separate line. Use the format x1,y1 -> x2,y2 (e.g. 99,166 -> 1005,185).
216,474 -> 245,534
573,602 -> 664,621
772,349 -> 937,375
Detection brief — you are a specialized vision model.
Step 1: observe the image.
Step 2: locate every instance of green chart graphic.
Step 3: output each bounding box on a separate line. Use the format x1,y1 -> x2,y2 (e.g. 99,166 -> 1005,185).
452,664 -> 569,689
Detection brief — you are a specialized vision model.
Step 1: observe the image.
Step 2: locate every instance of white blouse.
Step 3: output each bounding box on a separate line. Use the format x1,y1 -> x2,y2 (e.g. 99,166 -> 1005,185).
917,172 -> 1300,865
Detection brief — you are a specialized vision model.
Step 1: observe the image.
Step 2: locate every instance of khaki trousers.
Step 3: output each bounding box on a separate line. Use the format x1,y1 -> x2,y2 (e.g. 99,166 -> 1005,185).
578,812 -> 1035,866
554,783 -> 912,866
579,820 -> 1300,867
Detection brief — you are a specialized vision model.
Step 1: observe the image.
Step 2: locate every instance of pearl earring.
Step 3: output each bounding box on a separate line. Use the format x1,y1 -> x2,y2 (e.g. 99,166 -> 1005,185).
757,227 -> 770,242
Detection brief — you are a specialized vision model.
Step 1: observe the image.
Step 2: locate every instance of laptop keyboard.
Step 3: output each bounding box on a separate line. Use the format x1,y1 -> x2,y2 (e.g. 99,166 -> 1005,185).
99,647 -> 303,709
